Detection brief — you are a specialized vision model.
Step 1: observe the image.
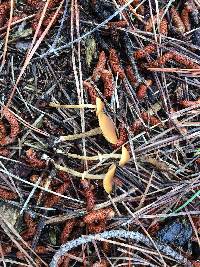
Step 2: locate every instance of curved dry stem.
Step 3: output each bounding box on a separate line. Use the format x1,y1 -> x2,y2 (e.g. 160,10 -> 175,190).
49,103 -> 96,109
58,127 -> 102,142
56,150 -> 121,161
50,230 -> 191,267
54,162 -> 104,179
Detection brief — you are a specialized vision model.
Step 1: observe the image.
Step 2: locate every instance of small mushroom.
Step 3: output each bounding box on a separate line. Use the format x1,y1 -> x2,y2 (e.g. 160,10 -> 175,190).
103,164 -> 116,194
119,145 -> 130,167
98,112 -> 118,144
96,97 -> 104,116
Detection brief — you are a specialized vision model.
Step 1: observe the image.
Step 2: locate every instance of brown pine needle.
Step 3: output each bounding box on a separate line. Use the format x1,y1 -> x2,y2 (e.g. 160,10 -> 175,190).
1,0 -> 14,68
5,0 -> 64,109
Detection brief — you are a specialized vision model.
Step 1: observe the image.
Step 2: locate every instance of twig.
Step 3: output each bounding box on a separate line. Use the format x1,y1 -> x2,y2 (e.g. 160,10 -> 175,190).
40,0 -> 141,57
57,127 -> 102,142
1,0 -> 14,68
54,162 -> 105,179
49,230 -> 191,267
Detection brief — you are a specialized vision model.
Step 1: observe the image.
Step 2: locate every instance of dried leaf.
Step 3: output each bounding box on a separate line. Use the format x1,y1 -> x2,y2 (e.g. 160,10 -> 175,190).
98,112 -> 118,144
103,164 -> 116,194
0,203 -> 19,226
85,37 -> 96,67
119,145 -> 130,167
49,226 -> 57,245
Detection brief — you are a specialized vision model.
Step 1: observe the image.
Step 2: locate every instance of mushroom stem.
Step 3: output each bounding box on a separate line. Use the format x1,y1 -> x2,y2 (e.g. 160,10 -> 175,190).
49,103 -> 96,109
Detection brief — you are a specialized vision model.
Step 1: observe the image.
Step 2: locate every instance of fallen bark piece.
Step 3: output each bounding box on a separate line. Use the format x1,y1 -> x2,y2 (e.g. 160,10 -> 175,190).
180,99 -> 200,107
80,179 -> 95,211
101,70 -> 114,98
21,213 -> 37,240
170,6 -> 186,33
25,148 -> 46,169
83,81 -> 97,104
92,259 -> 108,267
125,65 -> 137,86
0,187 -> 18,200
0,2 -> 10,27
44,179 -> 70,208
134,44 -> 157,60
92,51 -> 107,81
83,208 -> 115,224
109,48 -> 125,79
137,80 -> 152,100
145,11 -> 168,35
0,108 -> 20,145
60,219 -> 76,244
